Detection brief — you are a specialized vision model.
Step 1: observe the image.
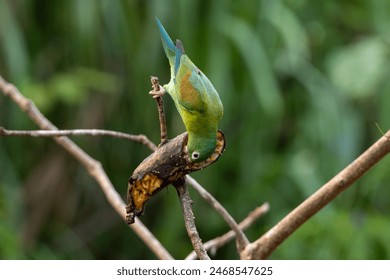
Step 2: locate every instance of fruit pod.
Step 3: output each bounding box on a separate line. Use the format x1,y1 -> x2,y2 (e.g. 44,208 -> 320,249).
126,130 -> 225,224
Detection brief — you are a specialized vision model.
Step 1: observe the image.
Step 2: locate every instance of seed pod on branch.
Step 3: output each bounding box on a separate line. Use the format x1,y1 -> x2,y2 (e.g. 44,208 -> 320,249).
126,130 -> 226,224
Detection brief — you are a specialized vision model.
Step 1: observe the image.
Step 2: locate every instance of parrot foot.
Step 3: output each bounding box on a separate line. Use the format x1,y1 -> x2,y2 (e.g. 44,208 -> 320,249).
149,85 -> 166,99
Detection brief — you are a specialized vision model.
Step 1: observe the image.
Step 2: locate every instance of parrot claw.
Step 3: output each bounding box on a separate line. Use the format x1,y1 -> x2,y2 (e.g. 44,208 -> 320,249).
149,85 -> 166,99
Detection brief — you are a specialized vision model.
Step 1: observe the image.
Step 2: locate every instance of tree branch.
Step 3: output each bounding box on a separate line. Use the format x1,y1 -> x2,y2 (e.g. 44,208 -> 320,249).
185,202 -> 269,260
174,181 -> 210,260
0,75 -> 173,260
185,176 -> 250,252
0,128 -> 157,151
241,130 -> 390,259
150,76 -> 168,144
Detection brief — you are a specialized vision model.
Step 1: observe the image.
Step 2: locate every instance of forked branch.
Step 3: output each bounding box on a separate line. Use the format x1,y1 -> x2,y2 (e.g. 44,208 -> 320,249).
186,203 -> 269,260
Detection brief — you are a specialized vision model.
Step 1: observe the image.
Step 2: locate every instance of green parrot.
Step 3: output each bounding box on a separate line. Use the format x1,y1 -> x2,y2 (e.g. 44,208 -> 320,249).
154,18 -> 223,163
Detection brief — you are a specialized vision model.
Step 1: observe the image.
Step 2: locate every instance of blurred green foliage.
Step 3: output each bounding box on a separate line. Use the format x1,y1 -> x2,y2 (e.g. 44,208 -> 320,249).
1,0 -> 390,259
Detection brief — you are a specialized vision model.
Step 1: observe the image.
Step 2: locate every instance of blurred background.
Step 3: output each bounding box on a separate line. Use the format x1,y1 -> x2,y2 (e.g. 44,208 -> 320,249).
1,0 -> 390,259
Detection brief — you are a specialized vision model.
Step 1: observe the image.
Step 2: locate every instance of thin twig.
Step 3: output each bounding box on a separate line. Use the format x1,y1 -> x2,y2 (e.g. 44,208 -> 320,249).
374,122 -> 386,137
0,75 -> 173,260
185,176 -> 250,252
241,130 -> 390,259
150,76 -> 168,143
0,128 -> 157,151
174,181 -> 210,260
185,202 -> 270,260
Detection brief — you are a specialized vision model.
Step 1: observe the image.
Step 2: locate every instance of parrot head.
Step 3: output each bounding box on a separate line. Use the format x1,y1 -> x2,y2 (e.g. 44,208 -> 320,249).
187,134 -> 216,163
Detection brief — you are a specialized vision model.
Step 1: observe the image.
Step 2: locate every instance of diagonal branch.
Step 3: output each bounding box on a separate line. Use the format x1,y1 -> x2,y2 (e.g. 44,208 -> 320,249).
0,75 -> 173,260
185,202 -> 269,260
185,176 -> 250,252
241,130 -> 390,259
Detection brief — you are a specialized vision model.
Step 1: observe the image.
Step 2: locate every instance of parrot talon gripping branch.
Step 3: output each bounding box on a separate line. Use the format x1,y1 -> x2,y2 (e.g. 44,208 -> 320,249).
126,19 -> 225,224
148,84 -> 166,99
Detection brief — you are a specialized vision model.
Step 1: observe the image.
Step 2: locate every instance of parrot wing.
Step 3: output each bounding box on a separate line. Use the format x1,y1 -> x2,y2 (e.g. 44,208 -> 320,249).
174,57 -> 207,113
156,19 -> 212,115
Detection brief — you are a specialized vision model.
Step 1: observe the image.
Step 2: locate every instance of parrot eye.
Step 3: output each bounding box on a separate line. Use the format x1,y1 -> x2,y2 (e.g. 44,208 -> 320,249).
191,151 -> 200,160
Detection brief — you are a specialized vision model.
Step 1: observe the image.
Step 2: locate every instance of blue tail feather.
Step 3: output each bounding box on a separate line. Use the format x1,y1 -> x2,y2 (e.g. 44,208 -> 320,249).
155,17 -> 175,60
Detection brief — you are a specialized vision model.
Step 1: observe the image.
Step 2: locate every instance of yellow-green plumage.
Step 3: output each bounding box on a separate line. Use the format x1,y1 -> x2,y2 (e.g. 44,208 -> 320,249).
156,18 -> 223,162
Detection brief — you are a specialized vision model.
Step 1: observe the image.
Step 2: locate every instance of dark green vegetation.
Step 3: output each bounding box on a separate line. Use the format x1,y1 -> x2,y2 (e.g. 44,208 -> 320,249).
1,0 -> 390,259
